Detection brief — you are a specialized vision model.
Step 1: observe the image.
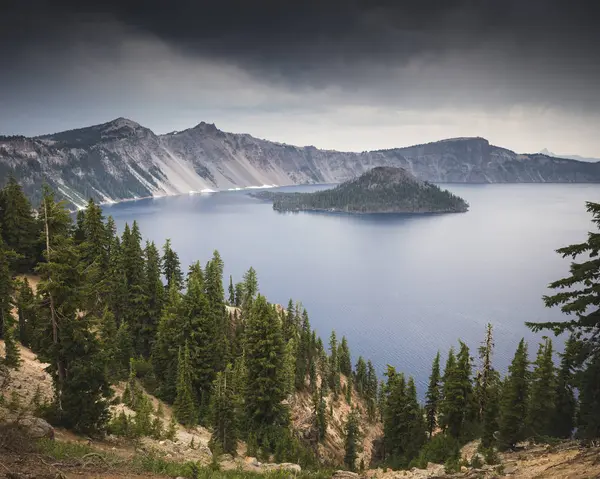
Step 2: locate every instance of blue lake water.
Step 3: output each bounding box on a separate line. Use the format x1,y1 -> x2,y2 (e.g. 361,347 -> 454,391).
103,183 -> 600,395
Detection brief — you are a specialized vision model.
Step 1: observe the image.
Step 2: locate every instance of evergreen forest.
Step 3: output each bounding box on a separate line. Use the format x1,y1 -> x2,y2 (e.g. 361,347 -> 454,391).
0,175 -> 599,473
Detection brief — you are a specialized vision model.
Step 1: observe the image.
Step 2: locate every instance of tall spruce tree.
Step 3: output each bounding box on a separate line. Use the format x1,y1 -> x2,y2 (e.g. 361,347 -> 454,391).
244,295 -> 287,441
498,339 -> 529,450
329,330 -> 341,395
174,341 -> 197,426
36,187 -> 111,433
0,232 -> 14,339
344,409 -> 360,472
425,352 -> 441,438
527,337 -> 556,439
339,336 -> 352,377
205,250 -> 229,371
313,387 -> 328,442
14,278 -> 37,348
162,238 -> 183,291
475,324 -> 501,447
551,335 -> 578,438
0,176 -> 39,273
152,282 -> 184,402
404,377 -> 427,462
138,241 -> 164,357
439,348 -> 463,438
228,275 -> 235,305
242,267 -> 258,305
209,365 -> 238,455
526,201 -> 600,441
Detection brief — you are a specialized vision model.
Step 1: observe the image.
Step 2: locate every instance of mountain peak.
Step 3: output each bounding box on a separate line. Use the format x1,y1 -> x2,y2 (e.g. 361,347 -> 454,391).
102,117 -> 143,131
193,121 -> 220,133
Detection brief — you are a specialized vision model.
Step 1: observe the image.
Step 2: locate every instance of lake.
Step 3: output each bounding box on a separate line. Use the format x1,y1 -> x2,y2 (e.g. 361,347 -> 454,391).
103,183 -> 600,395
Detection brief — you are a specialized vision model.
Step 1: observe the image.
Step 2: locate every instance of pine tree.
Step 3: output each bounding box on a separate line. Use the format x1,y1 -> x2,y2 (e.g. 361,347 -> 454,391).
174,342 -> 197,427
3,305 -> 20,369
425,352 -> 441,438
36,186 -> 111,433
0,175 -> 39,273
346,375 -> 353,405
121,221 -> 148,334
98,308 -> 119,381
204,250 -> 229,372
526,202 -> 600,441
498,339 -> 529,450
79,198 -> 109,316
295,309 -> 311,389
162,238 -> 183,291
228,275 -> 235,305
439,348 -> 463,438
344,409 -> 360,472
184,261 -> 218,416
475,324 -> 501,447
209,365 -> 238,455
313,387 -> 327,442
137,241 -> 164,357
0,233 -> 14,339
577,350 -> 600,441
14,278 -> 37,348
339,336 -> 352,377
551,335 -> 578,438
242,267 -> 258,305
115,321 -> 134,380
234,282 -> 244,307
366,360 -> 378,419
244,295 -> 287,440
282,338 -> 297,397
328,330 -> 341,395
404,377 -> 427,461
527,337 -> 556,439
355,356 -> 367,396
152,282 -> 183,402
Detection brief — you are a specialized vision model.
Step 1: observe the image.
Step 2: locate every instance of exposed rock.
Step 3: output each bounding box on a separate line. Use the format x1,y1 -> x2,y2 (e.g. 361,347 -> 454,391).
261,462 -> 302,474
2,119 -> 599,209
17,416 -> 54,439
503,464 -> 518,475
332,471 -> 361,479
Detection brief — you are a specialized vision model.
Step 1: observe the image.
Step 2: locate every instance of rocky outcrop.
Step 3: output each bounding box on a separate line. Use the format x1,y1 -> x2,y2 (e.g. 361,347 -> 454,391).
2,119 -> 599,208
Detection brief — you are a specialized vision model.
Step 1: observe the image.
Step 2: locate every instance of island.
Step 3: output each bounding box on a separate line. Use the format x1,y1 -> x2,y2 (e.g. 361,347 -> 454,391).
250,166 -> 469,214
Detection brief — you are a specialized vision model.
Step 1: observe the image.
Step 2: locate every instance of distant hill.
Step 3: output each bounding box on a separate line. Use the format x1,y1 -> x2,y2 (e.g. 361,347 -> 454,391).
1,117 -> 600,208
251,166 -> 469,214
539,148 -> 600,163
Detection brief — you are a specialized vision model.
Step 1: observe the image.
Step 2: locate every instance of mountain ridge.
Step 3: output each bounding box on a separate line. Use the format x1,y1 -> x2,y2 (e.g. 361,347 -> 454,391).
2,118 -> 600,208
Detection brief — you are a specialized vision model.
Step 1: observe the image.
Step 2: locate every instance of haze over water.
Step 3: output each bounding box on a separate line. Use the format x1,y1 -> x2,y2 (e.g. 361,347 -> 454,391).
104,183 -> 600,395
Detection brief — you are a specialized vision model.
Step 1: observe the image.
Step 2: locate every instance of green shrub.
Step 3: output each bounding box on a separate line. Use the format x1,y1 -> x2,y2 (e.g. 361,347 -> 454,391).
416,433 -> 461,466
479,446 -> 500,465
470,454 -> 484,469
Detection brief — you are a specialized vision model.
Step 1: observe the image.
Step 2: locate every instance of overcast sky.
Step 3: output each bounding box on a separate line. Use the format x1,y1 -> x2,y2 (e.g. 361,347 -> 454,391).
2,0 -> 600,156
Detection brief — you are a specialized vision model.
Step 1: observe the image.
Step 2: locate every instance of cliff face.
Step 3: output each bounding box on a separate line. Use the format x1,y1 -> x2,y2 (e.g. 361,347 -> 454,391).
1,119 -> 599,208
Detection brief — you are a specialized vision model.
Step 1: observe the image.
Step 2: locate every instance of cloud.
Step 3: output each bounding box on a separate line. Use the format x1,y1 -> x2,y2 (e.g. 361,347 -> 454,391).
1,0 -> 599,155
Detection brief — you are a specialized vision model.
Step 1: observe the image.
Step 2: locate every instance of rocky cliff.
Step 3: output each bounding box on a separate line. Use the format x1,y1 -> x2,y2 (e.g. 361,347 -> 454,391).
2,118 -> 599,208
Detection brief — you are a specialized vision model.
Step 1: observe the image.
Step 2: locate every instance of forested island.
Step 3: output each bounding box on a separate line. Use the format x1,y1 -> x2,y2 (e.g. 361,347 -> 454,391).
251,167 -> 469,214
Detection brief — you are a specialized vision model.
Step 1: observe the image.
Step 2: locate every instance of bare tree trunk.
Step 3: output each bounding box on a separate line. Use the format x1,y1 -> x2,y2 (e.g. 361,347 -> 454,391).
44,197 -> 65,410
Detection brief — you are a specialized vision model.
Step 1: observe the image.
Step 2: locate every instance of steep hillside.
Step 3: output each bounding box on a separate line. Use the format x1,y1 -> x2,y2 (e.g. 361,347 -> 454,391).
2,119 -> 600,208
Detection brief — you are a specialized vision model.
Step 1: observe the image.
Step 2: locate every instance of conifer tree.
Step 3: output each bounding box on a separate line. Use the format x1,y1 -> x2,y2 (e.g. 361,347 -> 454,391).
3,306 -> 20,369
328,330 -> 341,395
162,238 -> 183,291
346,375 -> 353,405
0,176 -> 39,273
404,377 -> 427,461
366,360 -> 378,419
0,233 -> 14,339
98,308 -> 119,381
106,236 -> 128,326
355,356 -> 367,396
122,221 -> 148,329
228,275 -> 235,305
577,350 -> 600,441
174,341 -> 197,426
425,352 -> 441,438
242,267 -> 258,305
14,278 -> 37,348
339,336 -> 352,377
244,295 -> 287,439
498,339 -> 529,450
295,309 -> 311,389
115,321 -> 134,380
313,387 -> 328,442
439,348 -> 462,438
527,337 -> 556,438
205,250 -> 229,372
137,241 -> 164,357
282,338 -> 297,397
36,187 -> 111,433
234,282 -> 244,307
79,198 -> 109,315
344,409 -> 360,472
152,282 -> 183,402
551,335 -> 578,438
475,324 -> 501,447
210,365 -> 238,455
526,201 -> 600,441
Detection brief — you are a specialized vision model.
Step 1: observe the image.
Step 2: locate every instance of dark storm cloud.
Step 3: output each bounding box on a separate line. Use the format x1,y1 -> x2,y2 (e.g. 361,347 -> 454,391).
3,0 -> 600,87
2,0 -> 600,155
